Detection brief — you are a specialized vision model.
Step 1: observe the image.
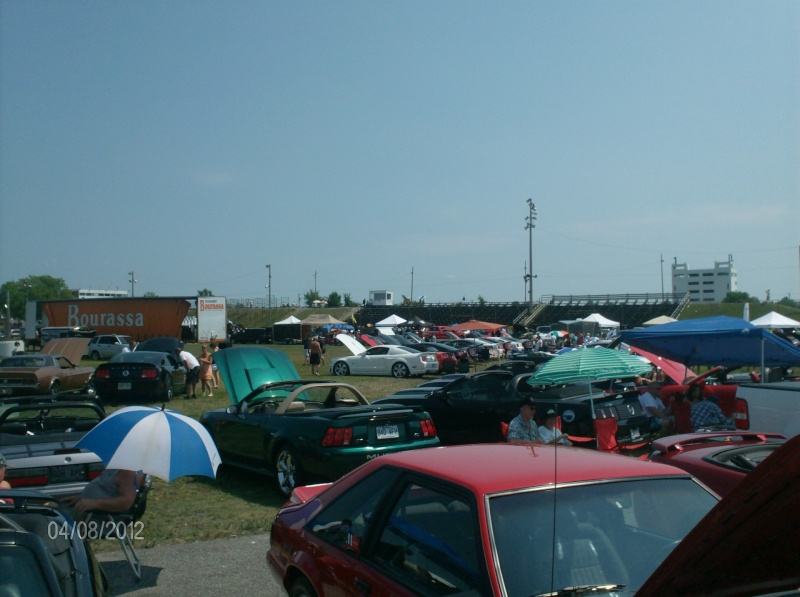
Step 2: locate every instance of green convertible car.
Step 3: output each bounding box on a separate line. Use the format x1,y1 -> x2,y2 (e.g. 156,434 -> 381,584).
199,347 -> 440,496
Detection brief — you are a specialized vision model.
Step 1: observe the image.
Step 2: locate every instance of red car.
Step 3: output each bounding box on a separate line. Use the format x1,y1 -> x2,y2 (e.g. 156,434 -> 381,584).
648,431 -> 786,497
268,443 -> 720,596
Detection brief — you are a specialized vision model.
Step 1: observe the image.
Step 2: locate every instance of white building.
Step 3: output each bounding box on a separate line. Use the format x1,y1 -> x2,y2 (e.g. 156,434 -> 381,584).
73,289 -> 129,299
368,290 -> 394,306
671,256 -> 737,303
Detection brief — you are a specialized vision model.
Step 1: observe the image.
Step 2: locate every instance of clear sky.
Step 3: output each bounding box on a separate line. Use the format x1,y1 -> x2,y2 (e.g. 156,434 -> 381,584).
1,1 -> 798,306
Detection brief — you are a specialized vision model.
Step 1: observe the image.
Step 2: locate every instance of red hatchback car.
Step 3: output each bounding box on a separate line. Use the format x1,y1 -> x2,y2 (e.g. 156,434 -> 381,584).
648,431 -> 786,497
267,444 -> 720,597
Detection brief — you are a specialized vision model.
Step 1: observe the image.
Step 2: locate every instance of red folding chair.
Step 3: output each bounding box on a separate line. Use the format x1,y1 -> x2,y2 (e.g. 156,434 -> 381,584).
595,417 -> 649,456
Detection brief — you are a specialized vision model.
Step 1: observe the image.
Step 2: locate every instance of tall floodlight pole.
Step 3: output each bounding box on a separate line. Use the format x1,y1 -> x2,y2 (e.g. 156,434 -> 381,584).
524,199 -> 537,315
660,254 -> 665,301
128,271 -> 137,297
410,267 -> 414,305
266,264 -> 272,327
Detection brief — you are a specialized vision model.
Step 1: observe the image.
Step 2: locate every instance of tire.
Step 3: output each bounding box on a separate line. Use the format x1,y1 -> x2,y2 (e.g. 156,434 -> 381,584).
392,362 -> 410,378
161,376 -> 174,402
91,350 -> 101,361
332,361 -> 350,376
289,577 -> 317,597
48,381 -> 61,396
274,445 -> 304,497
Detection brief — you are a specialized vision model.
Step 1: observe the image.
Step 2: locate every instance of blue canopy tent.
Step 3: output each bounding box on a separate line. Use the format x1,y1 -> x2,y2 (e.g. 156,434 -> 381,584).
621,316 -> 800,379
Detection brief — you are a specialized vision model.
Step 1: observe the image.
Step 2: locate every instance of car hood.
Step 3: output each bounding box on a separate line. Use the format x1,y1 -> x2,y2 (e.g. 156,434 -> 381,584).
638,433 -> 800,596
40,338 -> 91,365
212,347 -> 300,404
337,334 -> 367,356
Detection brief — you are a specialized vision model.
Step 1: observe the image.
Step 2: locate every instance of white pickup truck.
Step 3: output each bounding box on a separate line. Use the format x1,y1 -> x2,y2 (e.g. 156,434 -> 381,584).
734,381 -> 800,438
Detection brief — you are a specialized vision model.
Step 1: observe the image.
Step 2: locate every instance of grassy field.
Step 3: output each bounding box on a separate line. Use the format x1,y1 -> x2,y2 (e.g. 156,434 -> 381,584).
89,342 -> 434,551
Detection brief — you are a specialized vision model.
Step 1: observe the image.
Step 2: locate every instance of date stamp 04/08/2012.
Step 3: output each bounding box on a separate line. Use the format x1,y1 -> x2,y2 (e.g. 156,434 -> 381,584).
48,519 -> 144,541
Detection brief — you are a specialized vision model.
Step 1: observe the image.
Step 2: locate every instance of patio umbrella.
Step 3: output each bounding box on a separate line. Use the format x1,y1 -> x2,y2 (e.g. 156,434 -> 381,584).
526,347 -> 653,418
76,406 -> 221,482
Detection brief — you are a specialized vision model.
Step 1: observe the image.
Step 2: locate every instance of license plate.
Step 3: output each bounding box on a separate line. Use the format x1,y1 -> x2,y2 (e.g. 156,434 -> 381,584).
118,382 -> 131,390
376,424 -> 400,440
630,427 -> 641,440
49,464 -> 86,484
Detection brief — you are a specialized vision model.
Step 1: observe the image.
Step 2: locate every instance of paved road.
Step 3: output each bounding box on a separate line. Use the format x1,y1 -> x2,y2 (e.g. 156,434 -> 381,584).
96,532 -> 284,596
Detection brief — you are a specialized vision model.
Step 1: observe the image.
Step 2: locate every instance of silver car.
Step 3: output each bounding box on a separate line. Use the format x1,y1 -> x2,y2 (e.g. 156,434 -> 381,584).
0,398 -> 106,498
84,334 -> 133,360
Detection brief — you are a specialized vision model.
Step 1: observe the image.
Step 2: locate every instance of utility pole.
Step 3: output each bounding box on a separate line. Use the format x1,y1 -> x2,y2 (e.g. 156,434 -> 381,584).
128,271 -> 137,297
314,271 -> 317,295
266,264 -> 272,327
660,254 -> 664,301
410,267 -> 414,305
524,199 -> 537,315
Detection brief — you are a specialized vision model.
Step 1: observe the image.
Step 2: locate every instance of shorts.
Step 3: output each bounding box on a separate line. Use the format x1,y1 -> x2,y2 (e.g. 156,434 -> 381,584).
309,353 -> 321,366
187,366 -> 200,384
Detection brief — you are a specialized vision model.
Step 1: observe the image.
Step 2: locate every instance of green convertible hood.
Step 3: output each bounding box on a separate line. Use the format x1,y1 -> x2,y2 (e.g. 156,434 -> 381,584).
213,347 -> 300,404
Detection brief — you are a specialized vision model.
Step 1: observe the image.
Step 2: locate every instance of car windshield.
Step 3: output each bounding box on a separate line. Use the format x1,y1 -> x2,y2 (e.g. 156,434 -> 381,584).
489,477 -> 718,596
1,405 -> 103,435
110,351 -> 163,365
0,357 -> 47,368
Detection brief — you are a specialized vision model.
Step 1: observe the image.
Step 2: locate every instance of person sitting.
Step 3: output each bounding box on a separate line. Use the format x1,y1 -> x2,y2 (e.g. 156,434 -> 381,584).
538,409 -> 571,445
0,453 -> 11,504
686,385 -> 726,431
507,397 -> 542,444
637,381 -> 673,436
59,469 -> 144,520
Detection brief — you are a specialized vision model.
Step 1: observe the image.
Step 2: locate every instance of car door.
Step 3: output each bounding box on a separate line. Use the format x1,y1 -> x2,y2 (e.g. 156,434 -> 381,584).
212,405 -> 271,468
358,346 -> 390,375
165,354 -> 187,391
99,336 -> 117,359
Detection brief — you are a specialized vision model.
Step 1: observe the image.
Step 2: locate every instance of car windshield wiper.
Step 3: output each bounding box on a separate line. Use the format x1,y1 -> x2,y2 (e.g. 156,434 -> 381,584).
533,584 -> 628,597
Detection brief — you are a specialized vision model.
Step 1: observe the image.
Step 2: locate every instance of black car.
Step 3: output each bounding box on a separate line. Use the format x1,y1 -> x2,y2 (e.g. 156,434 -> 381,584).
92,351 -> 187,402
375,370 -> 653,447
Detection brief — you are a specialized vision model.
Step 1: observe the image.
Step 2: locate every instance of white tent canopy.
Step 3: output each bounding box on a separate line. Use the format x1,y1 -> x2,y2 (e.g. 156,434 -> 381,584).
582,313 -> 620,328
750,311 -> 800,329
376,314 -> 407,327
274,315 -> 301,325
643,315 -> 678,327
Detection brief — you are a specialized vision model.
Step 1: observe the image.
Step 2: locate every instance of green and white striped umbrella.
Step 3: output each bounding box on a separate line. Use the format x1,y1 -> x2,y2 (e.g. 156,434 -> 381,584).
527,346 -> 652,387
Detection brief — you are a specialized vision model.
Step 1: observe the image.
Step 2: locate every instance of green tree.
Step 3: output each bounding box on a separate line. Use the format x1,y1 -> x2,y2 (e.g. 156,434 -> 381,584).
303,290 -> 322,307
343,293 -> 357,307
722,291 -> 759,304
777,296 -> 799,308
326,292 -> 342,308
0,275 -> 73,319
197,289 -> 214,297
477,295 -> 486,306
143,291 -> 158,298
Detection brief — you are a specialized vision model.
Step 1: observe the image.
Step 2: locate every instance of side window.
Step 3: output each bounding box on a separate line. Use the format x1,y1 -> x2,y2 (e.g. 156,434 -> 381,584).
308,468 -> 396,553
373,482 -> 484,596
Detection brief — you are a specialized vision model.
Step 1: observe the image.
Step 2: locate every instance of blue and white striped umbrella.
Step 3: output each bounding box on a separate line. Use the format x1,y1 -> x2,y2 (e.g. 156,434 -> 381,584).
76,406 -> 221,482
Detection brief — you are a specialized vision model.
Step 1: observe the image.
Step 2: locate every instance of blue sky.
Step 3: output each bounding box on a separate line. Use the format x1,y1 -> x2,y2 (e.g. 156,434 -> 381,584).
1,1 -> 798,305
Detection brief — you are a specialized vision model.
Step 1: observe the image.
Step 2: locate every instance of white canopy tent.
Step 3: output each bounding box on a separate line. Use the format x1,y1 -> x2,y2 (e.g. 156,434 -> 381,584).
750,311 -> 800,329
274,315 -> 301,325
582,313 -> 620,328
642,315 -> 678,327
376,314 -> 407,327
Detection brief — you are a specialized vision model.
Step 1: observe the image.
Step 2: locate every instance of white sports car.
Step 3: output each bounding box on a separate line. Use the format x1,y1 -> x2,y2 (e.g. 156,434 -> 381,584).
330,335 -> 439,378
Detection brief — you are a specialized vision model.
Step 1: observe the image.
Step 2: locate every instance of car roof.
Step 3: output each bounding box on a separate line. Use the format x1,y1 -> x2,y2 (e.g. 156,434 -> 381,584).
364,443 -> 688,494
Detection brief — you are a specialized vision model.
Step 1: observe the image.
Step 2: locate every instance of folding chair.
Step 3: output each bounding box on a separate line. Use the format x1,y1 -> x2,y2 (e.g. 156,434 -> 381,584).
595,418 -> 649,456
87,474 -> 152,582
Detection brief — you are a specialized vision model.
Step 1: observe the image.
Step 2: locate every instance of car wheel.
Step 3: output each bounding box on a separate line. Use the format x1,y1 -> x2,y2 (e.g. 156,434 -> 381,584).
332,361 -> 350,376
161,376 -> 173,402
392,362 -> 410,378
91,350 -> 101,361
289,577 -> 317,597
274,445 -> 304,497
48,381 -> 61,396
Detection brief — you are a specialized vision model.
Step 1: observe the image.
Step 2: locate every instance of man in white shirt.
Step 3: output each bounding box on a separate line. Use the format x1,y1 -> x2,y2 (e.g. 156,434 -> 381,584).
176,347 -> 201,400
637,381 -> 672,435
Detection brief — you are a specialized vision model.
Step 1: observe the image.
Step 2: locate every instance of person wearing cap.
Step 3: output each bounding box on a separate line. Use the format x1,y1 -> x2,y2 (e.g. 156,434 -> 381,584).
538,409 -> 571,446
507,397 -> 542,444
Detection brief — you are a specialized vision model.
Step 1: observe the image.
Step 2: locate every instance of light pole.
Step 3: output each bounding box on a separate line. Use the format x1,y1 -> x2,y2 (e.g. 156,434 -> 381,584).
524,199 -> 537,315
128,271 -> 137,297
266,264 -> 272,327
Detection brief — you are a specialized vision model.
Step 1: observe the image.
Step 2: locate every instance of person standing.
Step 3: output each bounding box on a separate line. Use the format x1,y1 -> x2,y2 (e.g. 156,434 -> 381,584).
176,347 -> 201,399
198,344 -> 214,397
302,336 -> 311,366
210,341 -> 220,389
309,336 -> 323,376
507,397 -> 542,444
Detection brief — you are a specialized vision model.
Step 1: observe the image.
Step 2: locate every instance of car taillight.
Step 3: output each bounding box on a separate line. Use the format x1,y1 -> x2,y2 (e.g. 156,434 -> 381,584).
6,467 -> 49,487
322,427 -> 353,447
141,369 -> 158,379
95,369 -> 110,379
733,398 -> 750,430
420,418 -> 436,438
